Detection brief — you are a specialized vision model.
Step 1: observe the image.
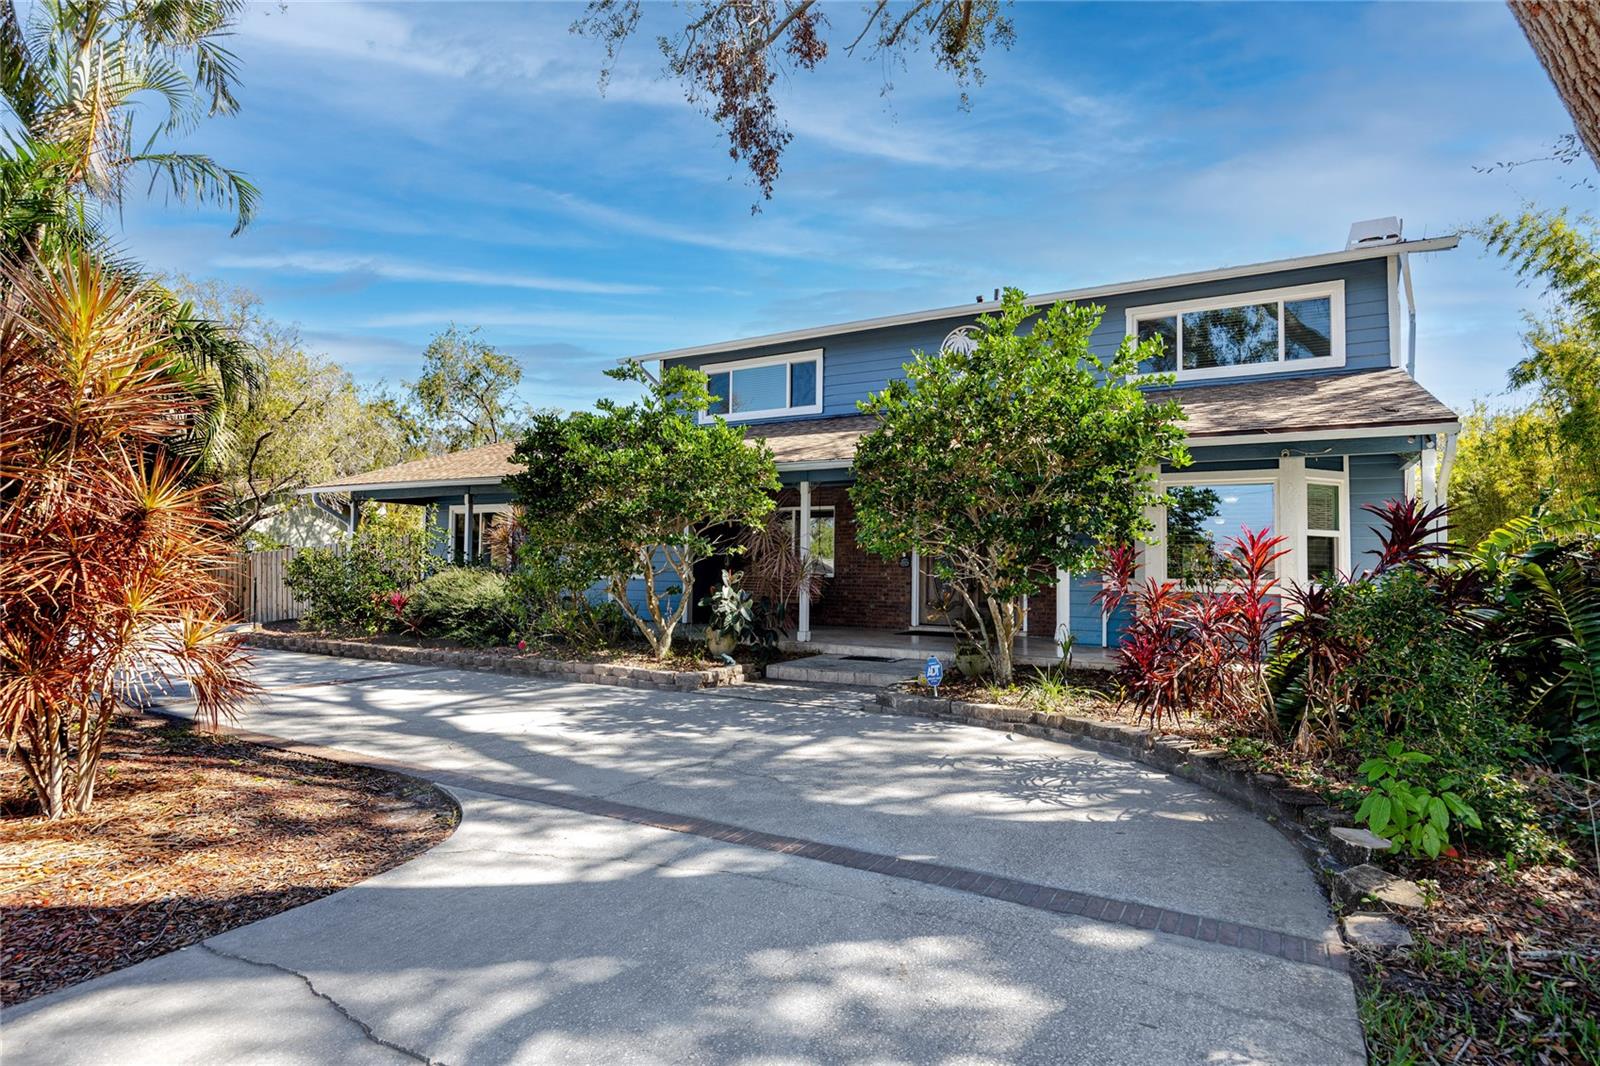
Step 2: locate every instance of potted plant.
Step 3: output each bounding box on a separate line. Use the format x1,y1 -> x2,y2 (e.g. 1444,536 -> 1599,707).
955,642 -> 990,679
698,570 -> 773,656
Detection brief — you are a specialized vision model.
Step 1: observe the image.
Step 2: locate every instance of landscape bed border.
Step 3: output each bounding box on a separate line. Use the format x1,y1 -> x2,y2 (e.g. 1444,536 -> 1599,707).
242,628 -> 757,691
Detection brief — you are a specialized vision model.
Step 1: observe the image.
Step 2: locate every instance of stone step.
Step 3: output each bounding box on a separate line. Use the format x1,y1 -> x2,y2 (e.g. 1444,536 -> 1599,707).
1331,863 -> 1425,911
766,654 -> 925,688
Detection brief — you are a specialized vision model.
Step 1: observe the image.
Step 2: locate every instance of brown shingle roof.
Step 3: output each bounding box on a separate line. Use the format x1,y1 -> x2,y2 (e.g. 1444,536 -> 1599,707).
309,441 -> 518,490
308,369 -> 1456,490
1148,368 -> 1457,439
745,415 -> 876,465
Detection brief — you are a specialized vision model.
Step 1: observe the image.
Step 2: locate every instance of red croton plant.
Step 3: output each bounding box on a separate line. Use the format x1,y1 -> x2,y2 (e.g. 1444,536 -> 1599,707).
0,251 -> 256,819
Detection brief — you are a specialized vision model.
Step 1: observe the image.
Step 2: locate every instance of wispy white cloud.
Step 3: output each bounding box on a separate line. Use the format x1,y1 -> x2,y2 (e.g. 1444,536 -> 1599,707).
213,250 -> 656,296
358,305 -> 679,340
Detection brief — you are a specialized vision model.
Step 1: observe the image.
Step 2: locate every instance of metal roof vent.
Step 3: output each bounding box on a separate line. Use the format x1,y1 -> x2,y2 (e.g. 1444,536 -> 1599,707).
1347,216 -> 1404,249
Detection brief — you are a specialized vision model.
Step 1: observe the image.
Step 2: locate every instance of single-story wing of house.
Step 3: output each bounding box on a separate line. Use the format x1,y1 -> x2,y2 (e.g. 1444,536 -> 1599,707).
305,220 -> 1460,661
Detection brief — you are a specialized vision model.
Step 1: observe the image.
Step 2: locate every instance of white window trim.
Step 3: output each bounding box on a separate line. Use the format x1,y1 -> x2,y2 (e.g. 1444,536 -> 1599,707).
1151,463 -> 1351,587
698,348 -> 824,423
1305,461 -> 1354,581
446,502 -> 511,564
1125,280 -> 1346,383
777,505 -> 837,575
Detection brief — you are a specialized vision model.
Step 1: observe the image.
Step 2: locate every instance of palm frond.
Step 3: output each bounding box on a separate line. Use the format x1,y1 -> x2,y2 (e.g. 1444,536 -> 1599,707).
135,150 -> 256,234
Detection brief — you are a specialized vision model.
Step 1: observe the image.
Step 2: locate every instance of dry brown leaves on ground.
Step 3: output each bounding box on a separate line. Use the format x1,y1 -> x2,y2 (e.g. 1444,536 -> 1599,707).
0,715 -> 457,1006
1357,855 -> 1600,1064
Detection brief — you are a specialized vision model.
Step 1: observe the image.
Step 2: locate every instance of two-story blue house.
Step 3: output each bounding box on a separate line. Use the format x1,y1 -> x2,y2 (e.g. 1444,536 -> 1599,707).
306,219 -> 1461,663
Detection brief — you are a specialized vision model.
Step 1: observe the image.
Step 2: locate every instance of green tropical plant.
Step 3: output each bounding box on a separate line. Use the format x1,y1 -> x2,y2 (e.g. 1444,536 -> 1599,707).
1355,742 -> 1482,859
697,569 -> 777,650
1,0 -> 258,239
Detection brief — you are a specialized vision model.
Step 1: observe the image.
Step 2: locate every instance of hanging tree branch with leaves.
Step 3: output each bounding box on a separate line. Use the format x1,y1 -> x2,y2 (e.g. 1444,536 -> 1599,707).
573,0 -> 1014,204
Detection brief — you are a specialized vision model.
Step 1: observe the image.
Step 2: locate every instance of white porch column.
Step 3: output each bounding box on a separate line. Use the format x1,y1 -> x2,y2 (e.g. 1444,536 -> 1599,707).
1436,433 -> 1457,542
1419,443 -> 1438,513
1278,456 -> 1309,587
463,489 -> 475,565
1054,568 -> 1070,658
347,496 -> 358,535
797,480 -> 812,642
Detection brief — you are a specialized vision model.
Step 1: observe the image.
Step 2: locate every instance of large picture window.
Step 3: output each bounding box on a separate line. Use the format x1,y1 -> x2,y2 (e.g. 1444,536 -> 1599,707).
701,349 -> 824,421
1127,282 -> 1344,380
1163,481 -> 1277,583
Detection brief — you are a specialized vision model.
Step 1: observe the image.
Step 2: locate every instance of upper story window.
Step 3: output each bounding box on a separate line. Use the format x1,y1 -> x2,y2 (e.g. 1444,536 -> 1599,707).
701,349 -> 824,422
1126,281 -> 1345,381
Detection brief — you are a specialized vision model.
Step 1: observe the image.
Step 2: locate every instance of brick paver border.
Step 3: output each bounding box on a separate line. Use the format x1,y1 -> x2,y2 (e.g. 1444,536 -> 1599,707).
151,710 -> 1347,974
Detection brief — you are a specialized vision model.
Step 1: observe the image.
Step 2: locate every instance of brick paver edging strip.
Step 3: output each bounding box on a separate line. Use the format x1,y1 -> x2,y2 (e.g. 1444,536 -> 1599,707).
151,711 -> 1347,975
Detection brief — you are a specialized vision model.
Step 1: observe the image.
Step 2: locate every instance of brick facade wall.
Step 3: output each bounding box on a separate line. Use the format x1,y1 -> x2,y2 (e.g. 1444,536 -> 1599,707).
777,486 -> 911,630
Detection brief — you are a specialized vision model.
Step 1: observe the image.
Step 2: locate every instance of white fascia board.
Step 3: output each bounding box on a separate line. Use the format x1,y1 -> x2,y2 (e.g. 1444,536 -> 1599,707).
1187,421 -> 1460,448
629,236 -> 1461,364
295,475 -> 508,496
774,459 -> 854,472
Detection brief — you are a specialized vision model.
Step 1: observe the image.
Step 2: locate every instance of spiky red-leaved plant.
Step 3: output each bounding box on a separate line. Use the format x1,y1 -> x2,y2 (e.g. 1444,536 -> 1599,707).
0,251 -> 257,818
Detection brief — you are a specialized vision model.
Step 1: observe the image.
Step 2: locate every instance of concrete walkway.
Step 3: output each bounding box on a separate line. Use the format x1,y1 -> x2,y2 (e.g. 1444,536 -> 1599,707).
3,650 -> 1366,1065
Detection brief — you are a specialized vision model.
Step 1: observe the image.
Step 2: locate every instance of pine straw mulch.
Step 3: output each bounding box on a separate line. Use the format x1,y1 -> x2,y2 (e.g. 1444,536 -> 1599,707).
1355,853 -> 1600,1065
0,715 -> 458,1006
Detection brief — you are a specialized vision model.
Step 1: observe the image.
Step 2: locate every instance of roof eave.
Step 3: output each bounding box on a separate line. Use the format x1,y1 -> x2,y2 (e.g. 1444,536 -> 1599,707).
298,475 -> 510,496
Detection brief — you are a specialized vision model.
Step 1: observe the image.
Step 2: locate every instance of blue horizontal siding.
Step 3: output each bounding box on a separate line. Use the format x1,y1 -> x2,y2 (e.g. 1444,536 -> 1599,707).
669,257 -> 1394,426
1349,453 -> 1407,576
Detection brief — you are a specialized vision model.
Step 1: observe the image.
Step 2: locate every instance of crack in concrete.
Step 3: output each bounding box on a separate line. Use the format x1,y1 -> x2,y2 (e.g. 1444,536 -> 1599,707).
199,943 -> 444,1065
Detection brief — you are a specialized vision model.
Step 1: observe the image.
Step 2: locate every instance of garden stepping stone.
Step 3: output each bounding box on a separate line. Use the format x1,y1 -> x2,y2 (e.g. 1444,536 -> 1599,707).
1342,912 -> 1414,950
1329,826 -> 1394,865
1332,863 -> 1425,911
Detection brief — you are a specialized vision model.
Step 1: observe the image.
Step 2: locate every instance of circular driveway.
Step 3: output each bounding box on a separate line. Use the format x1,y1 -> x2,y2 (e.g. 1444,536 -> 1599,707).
2,649 -> 1365,1065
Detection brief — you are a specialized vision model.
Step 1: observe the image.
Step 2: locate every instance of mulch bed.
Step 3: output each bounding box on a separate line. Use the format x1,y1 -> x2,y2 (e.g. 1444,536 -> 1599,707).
1355,855 -> 1600,1064
263,620 -> 807,672
0,715 -> 457,1006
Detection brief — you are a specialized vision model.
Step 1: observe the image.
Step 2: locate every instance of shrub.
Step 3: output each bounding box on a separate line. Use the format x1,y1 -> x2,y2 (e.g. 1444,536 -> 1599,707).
285,517 -> 442,634
508,548 -> 637,650
405,568 -> 516,647
1107,529 -> 1286,734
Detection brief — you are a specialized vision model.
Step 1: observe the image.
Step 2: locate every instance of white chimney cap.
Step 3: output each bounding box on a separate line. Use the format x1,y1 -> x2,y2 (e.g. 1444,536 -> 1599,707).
1347,217 -> 1404,249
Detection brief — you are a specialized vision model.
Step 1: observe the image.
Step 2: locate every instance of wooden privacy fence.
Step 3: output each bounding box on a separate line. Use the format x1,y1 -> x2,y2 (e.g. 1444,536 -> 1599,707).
247,547 -> 311,624
210,554 -> 250,619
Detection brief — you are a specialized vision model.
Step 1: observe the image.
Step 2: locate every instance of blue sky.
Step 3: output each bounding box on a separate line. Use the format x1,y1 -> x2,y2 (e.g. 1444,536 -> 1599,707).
115,0 -> 1595,414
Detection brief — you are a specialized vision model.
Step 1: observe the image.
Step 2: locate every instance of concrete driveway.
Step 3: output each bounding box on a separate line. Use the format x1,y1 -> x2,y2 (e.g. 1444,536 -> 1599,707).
2,650 -> 1366,1065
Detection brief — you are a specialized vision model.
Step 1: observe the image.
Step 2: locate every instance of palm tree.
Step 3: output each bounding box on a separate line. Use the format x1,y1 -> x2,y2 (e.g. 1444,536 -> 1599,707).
1,0 -> 258,236
1,0 -> 264,473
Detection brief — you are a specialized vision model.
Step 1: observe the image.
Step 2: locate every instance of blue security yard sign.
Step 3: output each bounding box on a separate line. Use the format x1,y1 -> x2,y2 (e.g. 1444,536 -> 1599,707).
924,655 -> 944,696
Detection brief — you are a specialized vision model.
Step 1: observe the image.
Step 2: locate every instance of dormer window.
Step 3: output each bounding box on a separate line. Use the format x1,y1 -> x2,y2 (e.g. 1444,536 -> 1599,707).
701,349 -> 824,421
1126,281 -> 1344,381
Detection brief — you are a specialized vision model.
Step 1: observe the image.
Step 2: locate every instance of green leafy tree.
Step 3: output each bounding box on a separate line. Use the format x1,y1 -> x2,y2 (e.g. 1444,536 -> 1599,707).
408,325 -> 529,453
172,279 -> 419,537
850,288 -> 1189,683
508,362 -> 779,658
1455,209 -> 1600,544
